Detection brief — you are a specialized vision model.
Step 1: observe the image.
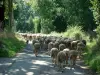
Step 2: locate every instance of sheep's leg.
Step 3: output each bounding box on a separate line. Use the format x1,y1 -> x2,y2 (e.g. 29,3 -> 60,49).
73,59 -> 76,68
69,59 -> 73,70
54,59 -> 56,67
55,57 -> 57,65
52,58 -> 54,63
61,62 -> 65,72
78,50 -> 82,59
34,49 -> 38,57
57,62 -> 62,71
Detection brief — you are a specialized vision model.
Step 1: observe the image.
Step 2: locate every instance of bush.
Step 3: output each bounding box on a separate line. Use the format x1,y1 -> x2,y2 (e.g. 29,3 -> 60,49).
41,19 -> 55,34
63,25 -> 89,41
49,31 -> 63,37
84,35 -> 100,74
0,33 -> 25,57
89,55 -> 100,73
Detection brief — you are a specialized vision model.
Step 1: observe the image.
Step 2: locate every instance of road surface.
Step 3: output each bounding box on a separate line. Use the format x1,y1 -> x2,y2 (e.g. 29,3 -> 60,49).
2,43 -> 92,75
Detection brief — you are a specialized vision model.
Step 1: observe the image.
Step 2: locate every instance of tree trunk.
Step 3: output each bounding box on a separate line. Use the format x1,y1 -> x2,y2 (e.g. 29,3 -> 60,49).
8,0 -> 14,32
0,0 -> 4,31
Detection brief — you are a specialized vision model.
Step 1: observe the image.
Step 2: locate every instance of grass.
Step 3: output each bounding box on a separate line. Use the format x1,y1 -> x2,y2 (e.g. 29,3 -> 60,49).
63,25 -> 89,41
49,31 -> 63,37
0,32 -> 25,57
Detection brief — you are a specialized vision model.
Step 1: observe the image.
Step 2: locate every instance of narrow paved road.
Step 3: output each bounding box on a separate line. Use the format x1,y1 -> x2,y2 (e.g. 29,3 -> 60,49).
4,43 -> 90,75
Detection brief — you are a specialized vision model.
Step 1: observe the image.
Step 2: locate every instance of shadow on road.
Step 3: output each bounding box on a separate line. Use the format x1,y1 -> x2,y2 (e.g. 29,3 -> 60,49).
0,43 -> 93,75
4,51 -> 90,75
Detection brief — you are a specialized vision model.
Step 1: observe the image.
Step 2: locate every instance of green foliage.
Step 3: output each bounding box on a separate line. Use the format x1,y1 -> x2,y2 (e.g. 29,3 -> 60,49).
33,17 -> 40,33
89,56 -> 100,72
14,0 -> 35,32
91,0 -> 100,26
49,31 -> 63,37
41,19 -> 54,34
84,36 -> 100,73
29,0 -> 96,32
4,0 -> 98,33
4,0 -> 9,20
0,36 -> 25,57
96,25 -> 100,38
63,25 -> 89,40
84,2 -> 100,72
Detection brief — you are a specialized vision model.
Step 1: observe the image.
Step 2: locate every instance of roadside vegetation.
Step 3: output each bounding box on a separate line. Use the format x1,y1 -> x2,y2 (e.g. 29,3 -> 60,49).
49,25 -> 100,74
0,32 -> 25,57
0,0 -> 100,74
84,25 -> 100,74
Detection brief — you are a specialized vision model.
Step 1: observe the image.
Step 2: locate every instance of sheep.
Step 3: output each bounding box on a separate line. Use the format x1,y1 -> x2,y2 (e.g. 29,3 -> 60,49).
50,48 -> 59,66
43,42 -> 48,51
69,50 -> 78,68
43,38 -> 50,51
63,48 -> 70,65
33,42 -> 40,57
48,42 -> 54,55
59,44 -> 66,51
57,51 -> 66,72
65,39 -> 72,50
77,41 -> 86,59
48,42 -> 54,51
32,39 -> 39,45
71,40 -> 80,50
53,41 -> 59,48
39,37 -> 44,51
82,39 -> 87,46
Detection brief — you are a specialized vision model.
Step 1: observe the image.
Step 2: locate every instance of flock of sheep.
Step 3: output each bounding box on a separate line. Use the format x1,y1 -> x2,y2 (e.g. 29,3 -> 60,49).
23,34 -> 86,72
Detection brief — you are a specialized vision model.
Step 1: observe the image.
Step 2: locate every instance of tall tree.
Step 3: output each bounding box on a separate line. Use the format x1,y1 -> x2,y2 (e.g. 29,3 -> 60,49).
14,0 -> 35,32
91,0 -> 100,26
0,0 -> 4,31
30,0 -> 96,33
8,0 -> 14,31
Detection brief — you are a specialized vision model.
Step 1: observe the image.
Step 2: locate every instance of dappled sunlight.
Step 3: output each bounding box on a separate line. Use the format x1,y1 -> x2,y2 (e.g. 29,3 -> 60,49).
8,69 -> 20,74
1,0 -> 99,74
5,51 -> 88,75
30,65 -> 40,70
80,66 -> 89,69
21,67 -> 27,72
30,67 -> 39,70
74,72 -> 83,75
14,69 -> 20,72
26,72 -> 34,75
32,60 -> 50,66
0,63 -> 12,66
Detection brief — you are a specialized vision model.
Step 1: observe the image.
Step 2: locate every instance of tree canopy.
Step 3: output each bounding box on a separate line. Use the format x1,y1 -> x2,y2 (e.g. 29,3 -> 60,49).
3,0 -> 100,33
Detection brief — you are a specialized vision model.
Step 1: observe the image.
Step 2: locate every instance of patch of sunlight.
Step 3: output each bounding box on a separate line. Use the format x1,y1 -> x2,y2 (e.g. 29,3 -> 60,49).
26,72 -> 34,75
31,65 -> 39,69
18,53 -> 26,54
80,66 -> 89,69
65,67 -> 75,70
21,68 -> 27,72
14,69 -> 20,72
74,72 -> 83,75
30,67 -> 39,70
33,60 -> 50,65
65,67 -> 71,70
0,63 -> 12,66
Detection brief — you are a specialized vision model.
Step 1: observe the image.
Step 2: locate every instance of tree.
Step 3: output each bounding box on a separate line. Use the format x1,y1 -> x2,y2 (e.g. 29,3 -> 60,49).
4,0 -> 14,32
14,0 -> 35,32
91,0 -> 100,26
8,0 -> 14,31
0,0 -> 4,31
33,17 -> 40,33
30,0 -> 96,33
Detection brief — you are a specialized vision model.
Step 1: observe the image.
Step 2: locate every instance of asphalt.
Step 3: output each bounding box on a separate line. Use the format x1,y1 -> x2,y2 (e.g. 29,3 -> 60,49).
0,43 -> 93,75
